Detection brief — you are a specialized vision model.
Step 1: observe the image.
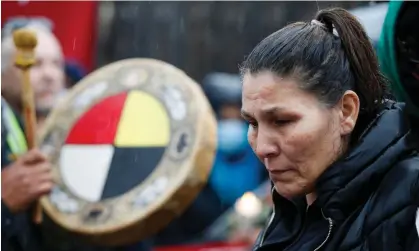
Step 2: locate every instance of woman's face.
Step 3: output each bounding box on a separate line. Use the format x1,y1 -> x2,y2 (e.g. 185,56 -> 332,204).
241,71 -> 356,199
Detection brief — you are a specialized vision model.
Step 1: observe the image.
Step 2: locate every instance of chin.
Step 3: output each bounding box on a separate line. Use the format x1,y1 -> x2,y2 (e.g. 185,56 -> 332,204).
273,181 -> 306,199
36,100 -> 54,111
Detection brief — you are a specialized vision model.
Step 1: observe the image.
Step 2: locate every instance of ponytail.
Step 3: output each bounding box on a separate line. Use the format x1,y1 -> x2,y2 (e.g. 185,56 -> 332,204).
314,8 -> 390,115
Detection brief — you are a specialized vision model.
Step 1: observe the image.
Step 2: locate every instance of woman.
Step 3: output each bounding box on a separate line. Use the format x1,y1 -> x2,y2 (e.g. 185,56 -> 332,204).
240,8 -> 419,251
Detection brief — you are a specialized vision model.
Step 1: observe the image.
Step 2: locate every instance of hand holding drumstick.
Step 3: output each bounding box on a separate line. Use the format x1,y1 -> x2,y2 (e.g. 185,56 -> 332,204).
13,28 -> 44,224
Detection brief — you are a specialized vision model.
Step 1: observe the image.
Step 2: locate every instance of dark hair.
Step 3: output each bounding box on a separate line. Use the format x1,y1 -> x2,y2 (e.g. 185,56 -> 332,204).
240,8 -> 391,138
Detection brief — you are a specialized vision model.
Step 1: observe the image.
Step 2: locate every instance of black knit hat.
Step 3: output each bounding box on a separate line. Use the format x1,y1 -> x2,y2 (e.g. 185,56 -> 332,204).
201,72 -> 242,114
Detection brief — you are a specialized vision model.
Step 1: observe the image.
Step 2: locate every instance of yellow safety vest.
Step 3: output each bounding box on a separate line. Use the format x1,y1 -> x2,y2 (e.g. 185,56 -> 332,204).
2,101 -> 28,157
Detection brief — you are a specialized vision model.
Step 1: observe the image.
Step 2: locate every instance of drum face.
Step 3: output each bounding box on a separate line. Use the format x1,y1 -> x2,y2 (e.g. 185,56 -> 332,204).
39,58 -> 217,246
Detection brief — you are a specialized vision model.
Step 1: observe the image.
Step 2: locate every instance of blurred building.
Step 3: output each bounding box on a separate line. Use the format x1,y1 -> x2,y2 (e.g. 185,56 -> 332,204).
96,1 -> 366,82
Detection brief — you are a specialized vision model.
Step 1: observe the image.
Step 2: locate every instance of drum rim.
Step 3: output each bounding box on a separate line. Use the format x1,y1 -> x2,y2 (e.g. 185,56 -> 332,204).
39,58 -> 217,244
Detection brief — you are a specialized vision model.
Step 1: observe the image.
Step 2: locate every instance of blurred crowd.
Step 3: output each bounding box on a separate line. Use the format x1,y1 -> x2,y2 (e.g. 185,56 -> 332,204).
1,1 -> 418,251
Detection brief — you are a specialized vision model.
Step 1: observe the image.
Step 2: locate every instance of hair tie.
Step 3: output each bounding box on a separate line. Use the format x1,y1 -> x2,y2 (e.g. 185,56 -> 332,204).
311,19 -> 325,28
311,19 -> 339,37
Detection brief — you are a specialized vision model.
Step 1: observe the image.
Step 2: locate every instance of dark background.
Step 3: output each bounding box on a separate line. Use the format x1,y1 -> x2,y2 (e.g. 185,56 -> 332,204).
97,1 -> 365,82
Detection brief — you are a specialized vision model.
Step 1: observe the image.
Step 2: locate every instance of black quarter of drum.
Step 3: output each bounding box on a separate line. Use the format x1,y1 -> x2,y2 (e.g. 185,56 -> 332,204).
101,147 -> 166,200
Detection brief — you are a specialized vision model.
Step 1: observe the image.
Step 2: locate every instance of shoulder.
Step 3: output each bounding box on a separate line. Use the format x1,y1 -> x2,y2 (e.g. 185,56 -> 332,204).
356,155 -> 419,249
1,99 -> 10,168
364,154 -> 419,232
387,154 -> 419,202
377,154 -> 419,207
0,98 -> 20,169
365,152 -> 418,211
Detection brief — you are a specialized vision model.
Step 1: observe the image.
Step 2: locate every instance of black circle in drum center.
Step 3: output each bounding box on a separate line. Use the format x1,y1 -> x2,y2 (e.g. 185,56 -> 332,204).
100,146 -> 166,200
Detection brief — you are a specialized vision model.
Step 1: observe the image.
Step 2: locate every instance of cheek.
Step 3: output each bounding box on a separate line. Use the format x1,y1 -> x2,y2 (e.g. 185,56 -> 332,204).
58,72 -> 66,86
10,68 -> 22,83
52,66 -> 64,77
283,117 -> 336,175
30,70 -> 42,85
282,134 -> 314,166
52,68 -> 65,87
283,125 -> 321,158
247,127 -> 257,150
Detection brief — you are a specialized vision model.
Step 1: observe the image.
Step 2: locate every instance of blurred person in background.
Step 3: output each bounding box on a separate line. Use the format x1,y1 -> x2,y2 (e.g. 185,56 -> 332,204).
1,18 -> 102,251
1,18 -> 67,131
203,72 -> 267,207
201,72 -> 268,245
1,18 -> 61,251
151,73 -> 266,247
377,0 -> 419,124
240,7 -> 418,251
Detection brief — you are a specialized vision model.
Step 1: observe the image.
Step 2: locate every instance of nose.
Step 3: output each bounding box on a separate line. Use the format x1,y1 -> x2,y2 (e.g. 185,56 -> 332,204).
42,68 -> 55,84
41,63 -> 60,84
254,130 -> 279,159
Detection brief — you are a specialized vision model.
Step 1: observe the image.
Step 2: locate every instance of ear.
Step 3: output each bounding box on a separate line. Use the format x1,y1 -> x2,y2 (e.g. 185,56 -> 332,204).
339,90 -> 360,135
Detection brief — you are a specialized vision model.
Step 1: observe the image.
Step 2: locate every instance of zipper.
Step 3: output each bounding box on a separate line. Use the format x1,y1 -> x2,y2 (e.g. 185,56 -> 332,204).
257,187 -> 276,247
256,190 -> 334,251
283,207 -> 309,251
313,209 -> 334,251
285,208 -> 333,251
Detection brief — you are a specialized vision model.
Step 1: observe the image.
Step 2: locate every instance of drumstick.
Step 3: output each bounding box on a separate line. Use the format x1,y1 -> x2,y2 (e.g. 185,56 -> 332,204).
13,28 -> 43,224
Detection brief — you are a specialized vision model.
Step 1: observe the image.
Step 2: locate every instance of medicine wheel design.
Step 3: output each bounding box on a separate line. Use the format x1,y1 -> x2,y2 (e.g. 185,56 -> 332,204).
60,90 -> 170,202
40,58 -> 218,246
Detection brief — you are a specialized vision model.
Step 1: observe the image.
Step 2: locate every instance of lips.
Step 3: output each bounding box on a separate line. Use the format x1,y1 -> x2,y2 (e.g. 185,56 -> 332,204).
268,169 -> 291,175
264,159 -> 294,178
268,169 -> 294,181
265,161 -> 291,173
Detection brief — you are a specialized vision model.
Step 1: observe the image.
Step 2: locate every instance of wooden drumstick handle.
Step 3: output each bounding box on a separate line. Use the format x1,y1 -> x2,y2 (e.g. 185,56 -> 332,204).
13,29 -> 43,224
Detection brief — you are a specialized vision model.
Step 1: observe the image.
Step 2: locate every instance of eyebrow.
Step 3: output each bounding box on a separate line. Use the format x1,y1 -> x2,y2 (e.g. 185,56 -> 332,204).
241,106 -> 285,119
261,106 -> 288,117
240,110 -> 252,119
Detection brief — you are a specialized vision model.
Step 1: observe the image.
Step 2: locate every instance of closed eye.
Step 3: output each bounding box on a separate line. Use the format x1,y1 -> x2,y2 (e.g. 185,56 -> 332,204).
241,110 -> 258,128
274,120 -> 291,126
249,121 -> 258,128
243,119 -> 258,128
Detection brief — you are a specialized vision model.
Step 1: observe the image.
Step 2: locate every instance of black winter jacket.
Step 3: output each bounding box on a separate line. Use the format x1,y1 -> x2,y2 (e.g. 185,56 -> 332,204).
253,102 -> 419,251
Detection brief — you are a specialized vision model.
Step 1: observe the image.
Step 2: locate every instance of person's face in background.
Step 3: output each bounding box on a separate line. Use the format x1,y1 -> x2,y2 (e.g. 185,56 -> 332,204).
217,104 -> 249,155
30,30 -> 66,113
1,29 -> 65,114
